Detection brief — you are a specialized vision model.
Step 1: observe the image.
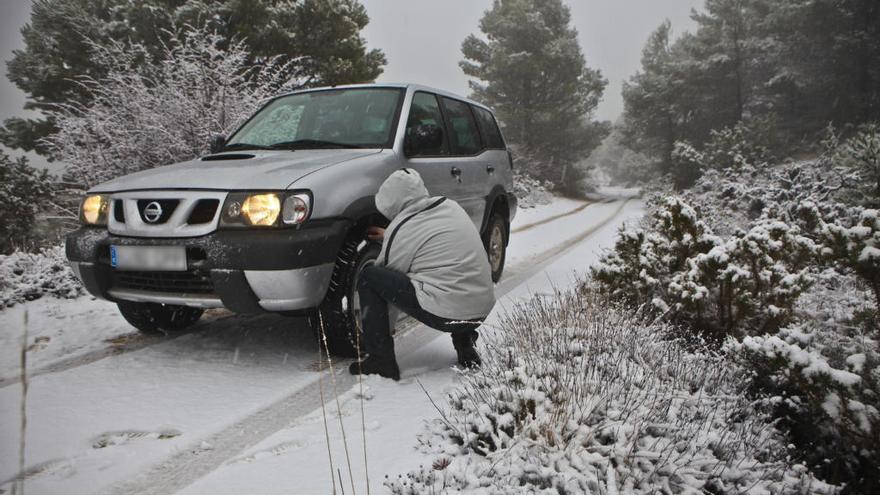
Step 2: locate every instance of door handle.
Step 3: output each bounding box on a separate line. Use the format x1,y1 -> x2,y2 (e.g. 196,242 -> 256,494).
450,166 -> 462,183
486,165 -> 495,174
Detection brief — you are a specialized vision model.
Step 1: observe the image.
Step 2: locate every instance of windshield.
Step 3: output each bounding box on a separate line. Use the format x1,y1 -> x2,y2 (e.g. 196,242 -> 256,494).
226,88 -> 403,150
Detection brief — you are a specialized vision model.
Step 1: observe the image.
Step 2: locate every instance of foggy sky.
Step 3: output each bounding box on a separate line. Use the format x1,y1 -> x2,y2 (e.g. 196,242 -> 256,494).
0,0 -> 702,167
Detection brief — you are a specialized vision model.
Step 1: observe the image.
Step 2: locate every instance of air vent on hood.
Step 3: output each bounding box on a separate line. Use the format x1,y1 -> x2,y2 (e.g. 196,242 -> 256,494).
201,153 -> 256,161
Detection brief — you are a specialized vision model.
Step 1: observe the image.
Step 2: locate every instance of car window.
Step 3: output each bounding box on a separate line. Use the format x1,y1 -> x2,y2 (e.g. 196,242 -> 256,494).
227,88 -> 402,148
472,106 -> 505,149
405,92 -> 447,156
441,97 -> 482,155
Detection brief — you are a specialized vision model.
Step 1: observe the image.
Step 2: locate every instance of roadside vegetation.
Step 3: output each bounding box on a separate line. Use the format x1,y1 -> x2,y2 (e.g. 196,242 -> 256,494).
397,0 -> 879,493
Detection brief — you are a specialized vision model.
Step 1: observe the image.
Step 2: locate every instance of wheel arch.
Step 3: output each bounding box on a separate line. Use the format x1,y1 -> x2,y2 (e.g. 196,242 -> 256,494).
480,186 -> 511,244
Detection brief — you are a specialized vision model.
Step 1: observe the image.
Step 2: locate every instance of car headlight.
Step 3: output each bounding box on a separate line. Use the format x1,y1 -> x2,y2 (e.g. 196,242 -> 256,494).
80,194 -> 108,225
221,191 -> 311,227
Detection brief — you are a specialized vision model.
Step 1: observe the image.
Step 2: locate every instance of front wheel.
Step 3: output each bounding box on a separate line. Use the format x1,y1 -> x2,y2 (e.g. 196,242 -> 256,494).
310,238 -> 381,357
482,213 -> 508,283
117,301 -> 204,334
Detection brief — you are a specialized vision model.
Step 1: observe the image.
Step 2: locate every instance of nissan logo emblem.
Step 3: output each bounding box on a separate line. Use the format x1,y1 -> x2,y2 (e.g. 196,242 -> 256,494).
143,201 -> 163,223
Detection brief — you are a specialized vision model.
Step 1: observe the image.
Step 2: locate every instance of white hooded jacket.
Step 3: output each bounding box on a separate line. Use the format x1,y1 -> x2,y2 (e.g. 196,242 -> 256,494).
375,169 -> 496,320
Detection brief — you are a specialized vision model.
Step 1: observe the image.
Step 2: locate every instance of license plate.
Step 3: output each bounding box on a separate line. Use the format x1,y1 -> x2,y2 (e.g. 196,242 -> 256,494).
110,245 -> 187,271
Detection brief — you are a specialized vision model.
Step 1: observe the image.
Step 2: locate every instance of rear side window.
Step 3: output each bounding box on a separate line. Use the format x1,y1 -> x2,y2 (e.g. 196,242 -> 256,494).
472,106 -> 505,149
441,97 -> 482,155
405,92 -> 447,155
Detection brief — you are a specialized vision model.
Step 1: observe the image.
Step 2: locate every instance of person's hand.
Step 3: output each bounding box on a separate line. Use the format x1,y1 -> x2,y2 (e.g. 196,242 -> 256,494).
366,226 -> 386,242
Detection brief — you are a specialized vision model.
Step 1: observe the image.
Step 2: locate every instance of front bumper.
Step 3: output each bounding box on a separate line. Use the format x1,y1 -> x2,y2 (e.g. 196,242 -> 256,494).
65,220 -> 350,313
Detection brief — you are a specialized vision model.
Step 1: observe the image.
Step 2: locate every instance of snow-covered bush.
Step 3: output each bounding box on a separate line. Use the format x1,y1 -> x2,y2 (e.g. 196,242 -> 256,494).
44,25 -> 299,188
669,141 -> 705,189
388,288 -> 835,494
603,157 -> 880,490
594,196 -> 814,337
593,196 -> 718,308
685,160 -> 855,237
830,123 -> 880,206
510,144 -> 592,199
701,120 -> 775,172
512,171 -> 554,209
730,322 -> 880,492
0,150 -> 56,254
670,220 -> 816,337
0,246 -> 83,308
822,207 -> 880,313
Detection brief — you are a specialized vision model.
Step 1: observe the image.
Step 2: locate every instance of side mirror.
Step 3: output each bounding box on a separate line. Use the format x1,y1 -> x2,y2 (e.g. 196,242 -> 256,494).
404,124 -> 443,157
209,135 -> 226,154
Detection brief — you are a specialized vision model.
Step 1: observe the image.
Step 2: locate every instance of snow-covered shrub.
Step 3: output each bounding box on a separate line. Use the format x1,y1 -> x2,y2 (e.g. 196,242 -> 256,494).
512,171 -> 554,209
730,322 -> 880,492
0,246 -> 83,308
0,150 -> 56,254
684,160 -> 855,237
831,123 -> 880,206
613,157 -> 880,491
822,207 -> 880,313
669,140 -> 705,189
595,196 -> 813,337
44,25 -> 299,188
701,120 -> 775,172
670,220 -> 816,337
510,144 -> 592,199
388,288 -> 836,494
593,196 -> 718,309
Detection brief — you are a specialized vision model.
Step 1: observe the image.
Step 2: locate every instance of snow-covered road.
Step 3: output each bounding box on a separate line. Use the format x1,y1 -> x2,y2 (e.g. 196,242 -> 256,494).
0,195 -> 643,495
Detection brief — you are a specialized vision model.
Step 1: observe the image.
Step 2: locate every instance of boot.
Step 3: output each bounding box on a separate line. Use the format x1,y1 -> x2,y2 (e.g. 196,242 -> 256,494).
452,331 -> 481,369
349,354 -> 400,381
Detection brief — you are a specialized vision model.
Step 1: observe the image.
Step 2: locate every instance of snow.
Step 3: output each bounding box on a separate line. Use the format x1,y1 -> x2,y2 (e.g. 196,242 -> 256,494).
859,245 -> 880,262
0,196 -> 643,494
174,200 -> 646,495
0,298 -> 132,380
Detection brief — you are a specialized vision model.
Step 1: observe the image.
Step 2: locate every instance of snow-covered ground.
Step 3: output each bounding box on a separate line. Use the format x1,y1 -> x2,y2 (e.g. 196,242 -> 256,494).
0,194 -> 643,495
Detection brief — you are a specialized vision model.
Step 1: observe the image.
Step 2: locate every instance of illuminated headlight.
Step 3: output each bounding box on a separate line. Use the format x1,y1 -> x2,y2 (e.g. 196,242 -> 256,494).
80,195 -> 108,225
241,193 -> 281,226
221,191 -> 311,227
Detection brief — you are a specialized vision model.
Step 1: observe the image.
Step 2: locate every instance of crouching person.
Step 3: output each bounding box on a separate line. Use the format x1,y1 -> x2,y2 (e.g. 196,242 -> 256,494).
351,168 -> 496,380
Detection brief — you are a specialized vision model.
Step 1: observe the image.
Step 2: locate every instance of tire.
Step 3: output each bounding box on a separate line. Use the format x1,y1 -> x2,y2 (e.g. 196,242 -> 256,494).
482,212 -> 508,283
116,301 -> 204,334
310,238 -> 382,357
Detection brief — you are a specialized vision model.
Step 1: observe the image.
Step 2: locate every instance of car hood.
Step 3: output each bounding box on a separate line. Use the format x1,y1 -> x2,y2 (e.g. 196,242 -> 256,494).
89,149 -> 381,192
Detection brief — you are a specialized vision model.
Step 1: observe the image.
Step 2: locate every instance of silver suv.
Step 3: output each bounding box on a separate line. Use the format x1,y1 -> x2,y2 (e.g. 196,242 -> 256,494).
65,84 -> 516,355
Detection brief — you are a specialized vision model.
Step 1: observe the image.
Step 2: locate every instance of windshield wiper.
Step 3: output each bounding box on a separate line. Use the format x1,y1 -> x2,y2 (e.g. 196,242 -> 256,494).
220,142 -> 274,151
269,139 -> 366,150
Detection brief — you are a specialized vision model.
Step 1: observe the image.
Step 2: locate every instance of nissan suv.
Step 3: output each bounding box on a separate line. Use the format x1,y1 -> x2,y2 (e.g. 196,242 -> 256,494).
65,84 -> 516,356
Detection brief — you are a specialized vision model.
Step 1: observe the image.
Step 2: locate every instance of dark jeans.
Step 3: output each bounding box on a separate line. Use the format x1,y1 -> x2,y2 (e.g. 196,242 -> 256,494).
357,265 -> 481,358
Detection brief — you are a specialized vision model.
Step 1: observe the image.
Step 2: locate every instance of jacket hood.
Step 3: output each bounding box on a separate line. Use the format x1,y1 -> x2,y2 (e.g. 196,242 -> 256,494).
89,149 -> 380,192
375,168 -> 430,219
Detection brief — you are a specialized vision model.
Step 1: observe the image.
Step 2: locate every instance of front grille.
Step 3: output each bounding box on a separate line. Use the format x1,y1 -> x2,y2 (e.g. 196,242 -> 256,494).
137,199 -> 179,224
187,199 -> 220,225
112,270 -> 214,294
113,200 -> 125,223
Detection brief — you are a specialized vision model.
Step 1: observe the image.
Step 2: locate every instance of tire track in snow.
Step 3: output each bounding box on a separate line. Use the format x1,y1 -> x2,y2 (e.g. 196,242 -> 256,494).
102,198 -> 632,495
510,199 -> 593,234
0,311 -> 237,389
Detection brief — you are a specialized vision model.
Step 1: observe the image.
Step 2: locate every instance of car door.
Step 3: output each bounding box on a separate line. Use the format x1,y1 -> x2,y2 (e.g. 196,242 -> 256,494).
471,103 -> 511,208
437,96 -> 486,228
402,91 -> 465,203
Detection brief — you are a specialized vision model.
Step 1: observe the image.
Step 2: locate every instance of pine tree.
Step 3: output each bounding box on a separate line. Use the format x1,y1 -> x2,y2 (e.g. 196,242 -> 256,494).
0,150 -> 55,254
2,0 -> 385,155
460,0 -> 607,193
621,21 -> 688,173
